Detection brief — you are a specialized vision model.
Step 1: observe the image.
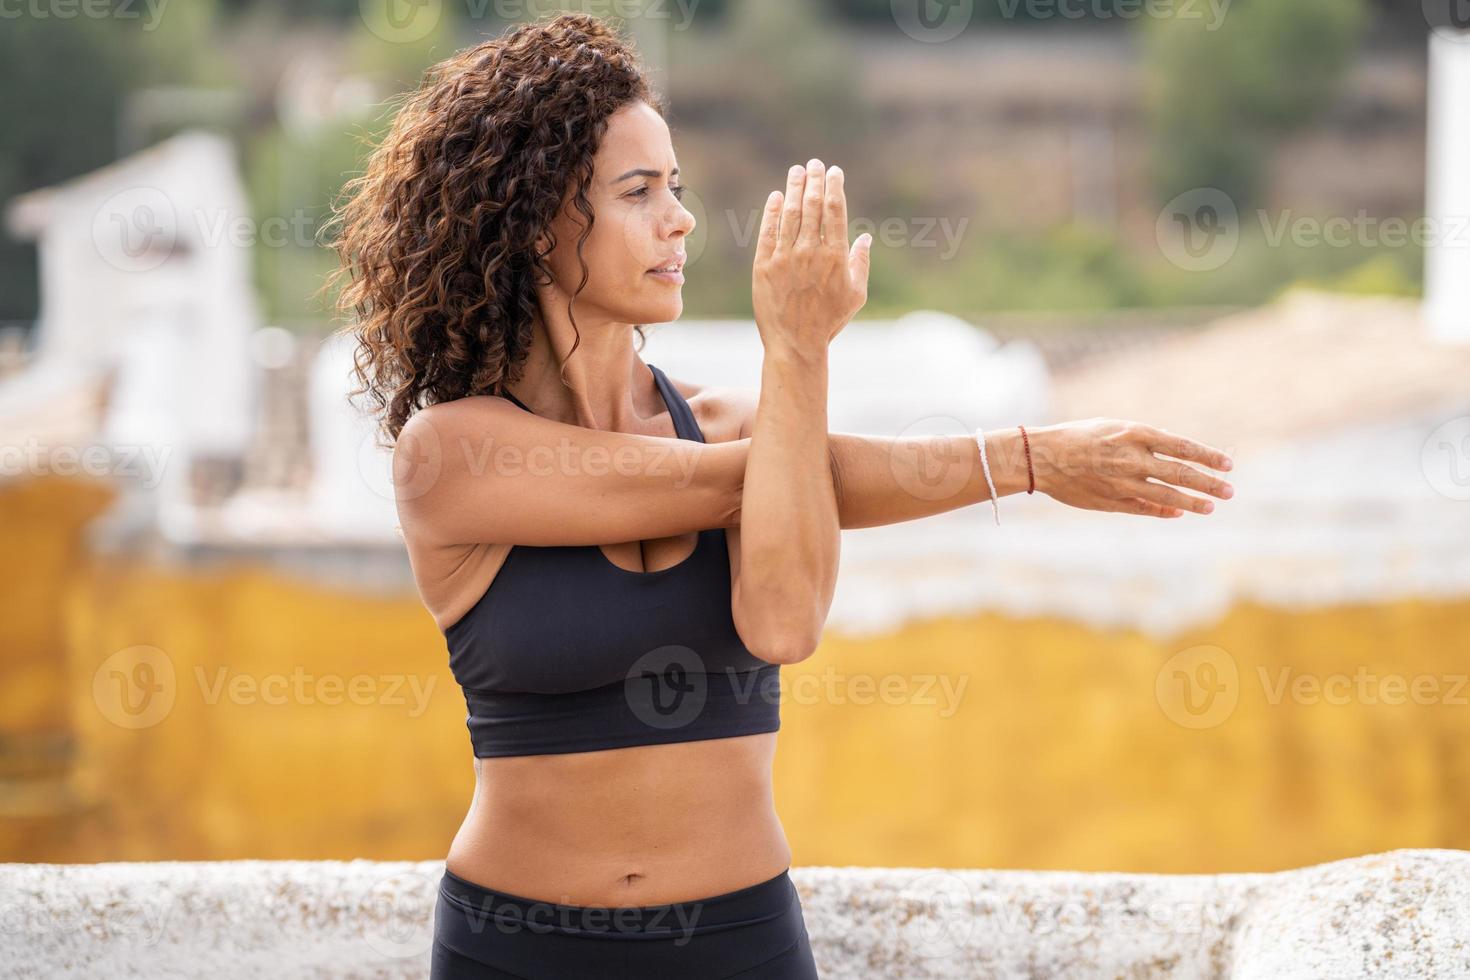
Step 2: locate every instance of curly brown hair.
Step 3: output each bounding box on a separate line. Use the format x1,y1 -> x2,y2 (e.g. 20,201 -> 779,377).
321,12 -> 666,446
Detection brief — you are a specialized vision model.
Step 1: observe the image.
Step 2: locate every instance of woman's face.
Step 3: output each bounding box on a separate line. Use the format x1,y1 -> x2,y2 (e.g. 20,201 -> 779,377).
538,99 -> 696,327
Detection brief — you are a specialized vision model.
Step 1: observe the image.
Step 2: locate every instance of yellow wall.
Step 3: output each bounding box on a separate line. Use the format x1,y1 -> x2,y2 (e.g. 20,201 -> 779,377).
5,477 -> 1469,871
783,603 -> 1470,873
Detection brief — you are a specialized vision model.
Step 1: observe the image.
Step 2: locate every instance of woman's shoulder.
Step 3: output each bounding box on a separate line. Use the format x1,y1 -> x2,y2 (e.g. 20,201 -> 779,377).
662,373 -> 758,443
398,392 -> 518,439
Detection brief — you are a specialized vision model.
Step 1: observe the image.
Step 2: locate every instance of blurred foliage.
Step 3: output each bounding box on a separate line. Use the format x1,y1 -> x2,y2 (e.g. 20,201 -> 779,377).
217,0 -> 362,19
692,217 -> 1424,319
247,125 -> 367,325
249,5 -> 468,324
0,0 -> 229,320
1143,0 -> 1370,209
0,0 -> 1432,327
1291,251 -> 1420,299
707,0 -> 862,154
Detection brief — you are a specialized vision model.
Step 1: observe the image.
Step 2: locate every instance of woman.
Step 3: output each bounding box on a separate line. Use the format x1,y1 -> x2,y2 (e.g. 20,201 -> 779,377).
326,13 -> 1234,979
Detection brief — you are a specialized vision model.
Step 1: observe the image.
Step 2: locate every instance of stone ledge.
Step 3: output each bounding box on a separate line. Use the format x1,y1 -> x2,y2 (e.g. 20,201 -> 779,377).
2,849 -> 1466,978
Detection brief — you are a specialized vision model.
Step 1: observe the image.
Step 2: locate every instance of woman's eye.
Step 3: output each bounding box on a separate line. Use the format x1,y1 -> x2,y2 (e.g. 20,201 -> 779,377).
628,185 -> 687,200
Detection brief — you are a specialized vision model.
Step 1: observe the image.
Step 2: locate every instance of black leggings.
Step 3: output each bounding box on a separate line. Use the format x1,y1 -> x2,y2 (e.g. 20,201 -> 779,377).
431,866 -> 820,979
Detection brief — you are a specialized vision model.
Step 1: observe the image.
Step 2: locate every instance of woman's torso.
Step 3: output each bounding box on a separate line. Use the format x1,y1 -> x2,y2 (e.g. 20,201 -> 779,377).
409,368 -> 791,907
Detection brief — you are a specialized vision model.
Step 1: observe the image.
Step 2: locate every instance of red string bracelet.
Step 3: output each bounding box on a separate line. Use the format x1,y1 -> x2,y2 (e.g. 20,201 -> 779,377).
1018,424 -> 1035,494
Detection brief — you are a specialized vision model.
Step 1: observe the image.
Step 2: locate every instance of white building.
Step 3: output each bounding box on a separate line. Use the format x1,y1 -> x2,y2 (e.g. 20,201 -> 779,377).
3,130 -> 261,531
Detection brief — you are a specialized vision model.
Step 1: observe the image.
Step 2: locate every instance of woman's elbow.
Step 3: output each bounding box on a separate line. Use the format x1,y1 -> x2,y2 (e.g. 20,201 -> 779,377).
747,635 -> 820,666
734,607 -> 821,665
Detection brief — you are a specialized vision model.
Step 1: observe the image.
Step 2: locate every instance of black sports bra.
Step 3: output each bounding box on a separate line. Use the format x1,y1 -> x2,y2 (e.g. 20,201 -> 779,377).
442,363 -> 781,758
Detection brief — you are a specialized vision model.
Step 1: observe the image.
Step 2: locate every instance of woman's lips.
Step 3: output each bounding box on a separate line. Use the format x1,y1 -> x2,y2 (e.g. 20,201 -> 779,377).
646,268 -> 685,284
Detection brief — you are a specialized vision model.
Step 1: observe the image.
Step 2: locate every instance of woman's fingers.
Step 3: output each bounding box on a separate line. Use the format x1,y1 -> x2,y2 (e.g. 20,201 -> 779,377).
798,158 -> 826,247
779,164 -> 806,247
1145,455 -> 1234,501
1141,424 -> 1234,473
1119,497 -> 1184,518
1130,478 -> 1215,515
825,164 -> 848,252
755,190 -> 783,266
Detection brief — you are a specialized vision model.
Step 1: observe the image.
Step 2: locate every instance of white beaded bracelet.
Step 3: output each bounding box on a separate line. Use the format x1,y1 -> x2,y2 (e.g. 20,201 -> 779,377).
974,425 -> 1000,526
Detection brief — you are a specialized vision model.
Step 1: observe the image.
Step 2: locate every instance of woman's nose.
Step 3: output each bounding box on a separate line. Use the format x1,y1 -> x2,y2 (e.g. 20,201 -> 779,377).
667,198 -> 695,238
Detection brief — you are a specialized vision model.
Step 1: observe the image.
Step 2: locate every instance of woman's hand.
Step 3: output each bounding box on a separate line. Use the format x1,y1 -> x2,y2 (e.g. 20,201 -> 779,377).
1028,418 -> 1235,518
752,159 -> 872,357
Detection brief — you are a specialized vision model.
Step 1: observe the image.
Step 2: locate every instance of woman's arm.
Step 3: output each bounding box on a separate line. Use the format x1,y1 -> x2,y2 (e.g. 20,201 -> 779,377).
732,343 -> 840,664
391,396 -> 745,549
395,396 -> 1233,550
730,159 -> 872,664
708,382 -> 1233,531
824,419 -> 1235,527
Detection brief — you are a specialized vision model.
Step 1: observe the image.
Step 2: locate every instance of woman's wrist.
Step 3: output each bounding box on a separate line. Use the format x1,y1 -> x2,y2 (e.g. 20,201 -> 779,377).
761,336 -> 830,372
980,425 -> 1053,499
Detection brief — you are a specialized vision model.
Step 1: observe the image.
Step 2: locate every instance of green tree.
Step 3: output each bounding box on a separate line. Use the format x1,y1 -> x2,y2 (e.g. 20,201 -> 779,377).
0,0 -> 225,320
1143,0 -> 1368,209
